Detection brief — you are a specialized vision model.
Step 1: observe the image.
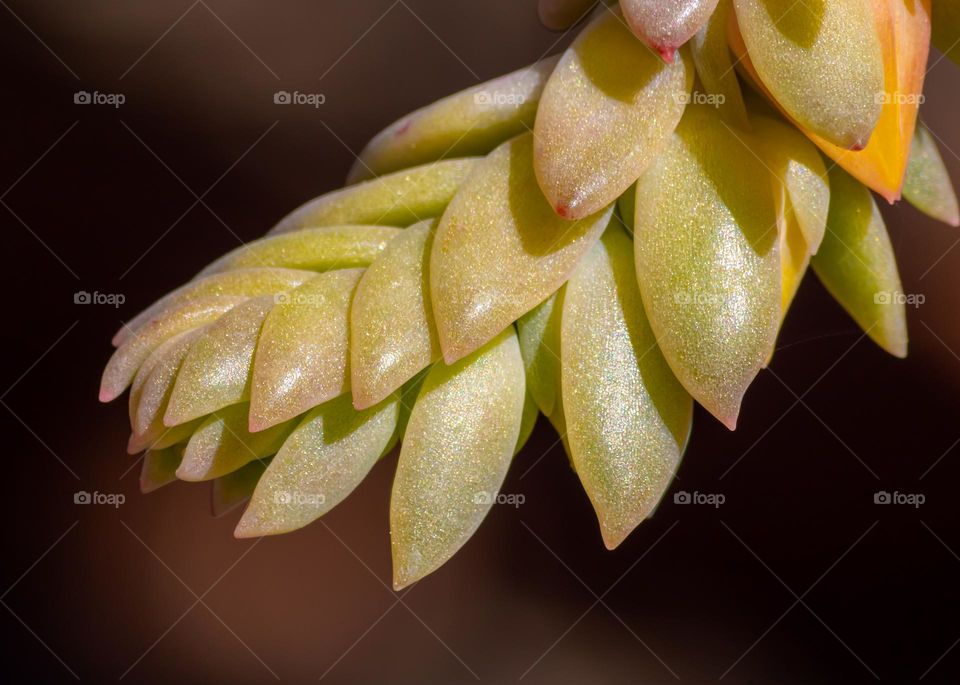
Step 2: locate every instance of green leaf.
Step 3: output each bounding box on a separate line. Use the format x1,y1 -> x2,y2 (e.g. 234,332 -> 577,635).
903,120 -> 960,227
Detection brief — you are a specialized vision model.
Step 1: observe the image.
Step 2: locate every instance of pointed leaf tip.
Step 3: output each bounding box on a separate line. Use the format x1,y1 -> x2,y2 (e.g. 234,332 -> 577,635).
390,329 -> 526,589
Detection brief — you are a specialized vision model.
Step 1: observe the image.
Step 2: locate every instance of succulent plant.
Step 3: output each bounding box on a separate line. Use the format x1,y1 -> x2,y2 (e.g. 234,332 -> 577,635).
101,0 -> 959,588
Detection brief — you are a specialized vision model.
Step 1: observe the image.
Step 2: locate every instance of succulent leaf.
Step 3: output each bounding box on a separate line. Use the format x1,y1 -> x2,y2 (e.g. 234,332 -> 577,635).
690,0 -> 748,128
349,58 -> 559,182
270,159 -> 478,234
164,295 -> 273,426
517,291 -> 564,416
621,0 -> 719,61
250,269 -> 364,431
431,133 -> 613,363
351,220 -> 441,410
197,225 -> 401,277
178,403 -> 294,481
390,328 -> 526,589
533,10 -> 694,219
212,460 -> 268,517
563,228 -> 693,548
140,445 -> 183,494
903,119 -> 960,226
731,0 -> 884,151
811,167 -> 908,358
236,392 -> 400,537
633,105 -> 781,429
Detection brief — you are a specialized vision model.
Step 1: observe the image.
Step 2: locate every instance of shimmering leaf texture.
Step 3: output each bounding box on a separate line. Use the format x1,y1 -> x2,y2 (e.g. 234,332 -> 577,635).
515,392 -> 539,455
903,120 -> 960,226
197,226 -> 401,277
732,0 -> 883,150
730,0 -> 930,201
102,297 -> 246,404
932,0 -> 960,65
178,403 -> 294,481
164,296 -> 273,426
751,115 -> 830,323
250,269 -> 363,431
212,460 -> 268,517
270,159 -> 478,234
633,106 -> 780,429
534,11 -> 693,219
517,291 -> 564,416
390,328 -> 526,589
236,393 -> 400,537
563,228 -> 692,548
690,0 -> 748,128
113,267 -> 316,347
348,58 -> 559,183
140,446 -> 182,494
128,328 -> 204,453
431,133 -> 613,363
811,167 -> 907,357
621,0 -> 719,61
751,116 -> 829,254
538,0 -> 597,30
351,221 -> 440,410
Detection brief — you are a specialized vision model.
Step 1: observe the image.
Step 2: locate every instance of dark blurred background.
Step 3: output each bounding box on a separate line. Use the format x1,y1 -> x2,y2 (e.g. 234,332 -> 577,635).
2,1 -> 960,683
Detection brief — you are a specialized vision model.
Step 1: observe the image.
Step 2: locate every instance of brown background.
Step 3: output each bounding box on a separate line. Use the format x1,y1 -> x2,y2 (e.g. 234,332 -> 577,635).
3,1 -> 960,683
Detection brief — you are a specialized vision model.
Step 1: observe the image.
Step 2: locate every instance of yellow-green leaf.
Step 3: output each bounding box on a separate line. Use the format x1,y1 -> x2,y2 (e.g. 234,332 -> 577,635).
563,228 -> 692,548
211,460 -> 268,517
811,167 -> 908,357
390,328 -> 526,589
732,0 -> 883,150
348,58 -> 559,182
903,120 -> 960,227
250,269 -> 364,430
236,393 -> 399,537
633,105 -> 780,429
351,221 -> 440,410
270,159 -> 478,234
165,295 -> 273,426
690,0 -> 748,128
197,226 -> 401,277
178,403 -> 294,481
431,133 -> 613,363
140,445 -> 183,494
517,291 -> 564,416
534,10 -> 693,219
